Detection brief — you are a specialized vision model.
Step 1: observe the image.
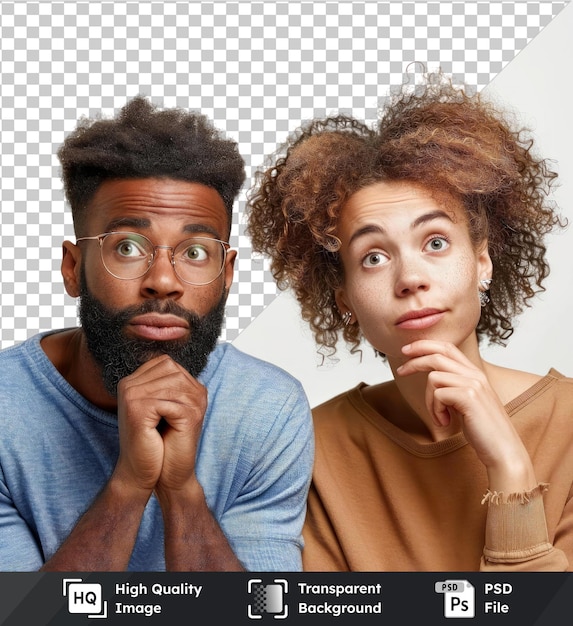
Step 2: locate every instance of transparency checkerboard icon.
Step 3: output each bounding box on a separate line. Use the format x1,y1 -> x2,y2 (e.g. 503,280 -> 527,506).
247,578 -> 288,619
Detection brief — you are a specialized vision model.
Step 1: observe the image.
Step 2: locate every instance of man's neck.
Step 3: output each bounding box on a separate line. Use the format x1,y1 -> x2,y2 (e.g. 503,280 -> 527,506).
40,328 -> 118,413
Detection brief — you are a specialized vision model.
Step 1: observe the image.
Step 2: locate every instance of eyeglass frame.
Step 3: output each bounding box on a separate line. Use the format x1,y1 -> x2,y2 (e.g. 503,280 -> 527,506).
75,231 -> 231,286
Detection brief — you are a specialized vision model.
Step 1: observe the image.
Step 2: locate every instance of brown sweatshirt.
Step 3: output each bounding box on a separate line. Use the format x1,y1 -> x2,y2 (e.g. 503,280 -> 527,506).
303,369 -> 573,571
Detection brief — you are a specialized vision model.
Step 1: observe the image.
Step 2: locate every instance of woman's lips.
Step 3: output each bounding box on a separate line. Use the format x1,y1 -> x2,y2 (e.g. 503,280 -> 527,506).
395,309 -> 446,330
127,314 -> 189,341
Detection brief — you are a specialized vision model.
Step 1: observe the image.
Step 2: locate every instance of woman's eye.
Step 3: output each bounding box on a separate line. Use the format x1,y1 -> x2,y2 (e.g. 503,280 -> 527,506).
425,236 -> 450,252
362,251 -> 388,267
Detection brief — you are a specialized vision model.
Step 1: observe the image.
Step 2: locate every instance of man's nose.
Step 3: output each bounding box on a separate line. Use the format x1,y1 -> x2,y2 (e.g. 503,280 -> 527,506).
140,247 -> 184,298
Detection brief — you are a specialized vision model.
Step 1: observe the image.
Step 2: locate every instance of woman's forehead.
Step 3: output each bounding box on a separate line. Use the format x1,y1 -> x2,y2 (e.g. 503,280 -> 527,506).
339,181 -> 464,229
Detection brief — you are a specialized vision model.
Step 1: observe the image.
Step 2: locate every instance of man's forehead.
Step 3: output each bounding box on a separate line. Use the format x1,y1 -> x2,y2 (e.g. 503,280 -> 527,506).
84,177 -> 230,235
88,177 -> 225,206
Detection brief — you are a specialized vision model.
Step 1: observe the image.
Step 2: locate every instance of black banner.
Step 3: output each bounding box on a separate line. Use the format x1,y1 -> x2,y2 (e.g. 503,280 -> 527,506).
0,572 -> 571,625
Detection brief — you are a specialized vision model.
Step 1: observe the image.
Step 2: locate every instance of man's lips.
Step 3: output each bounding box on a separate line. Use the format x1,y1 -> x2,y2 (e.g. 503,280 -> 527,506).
127,313 -> 190,341
395,308 -> 446,330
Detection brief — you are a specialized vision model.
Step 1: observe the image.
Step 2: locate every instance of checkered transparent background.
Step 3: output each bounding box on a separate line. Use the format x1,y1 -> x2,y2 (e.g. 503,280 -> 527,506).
0,1 -> 568,347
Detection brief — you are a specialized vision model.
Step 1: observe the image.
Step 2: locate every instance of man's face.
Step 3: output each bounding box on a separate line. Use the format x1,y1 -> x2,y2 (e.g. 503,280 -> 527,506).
78,272 -> 228,395
64,177 -> 235,394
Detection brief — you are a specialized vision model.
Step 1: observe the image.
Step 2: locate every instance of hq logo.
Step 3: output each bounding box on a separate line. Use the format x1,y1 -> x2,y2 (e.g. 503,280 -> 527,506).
63,578 -> 108,619
247,579 -> 288,619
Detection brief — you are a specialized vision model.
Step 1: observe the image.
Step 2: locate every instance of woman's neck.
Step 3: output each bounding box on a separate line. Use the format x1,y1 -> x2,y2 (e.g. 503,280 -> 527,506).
385,334 -> 485,443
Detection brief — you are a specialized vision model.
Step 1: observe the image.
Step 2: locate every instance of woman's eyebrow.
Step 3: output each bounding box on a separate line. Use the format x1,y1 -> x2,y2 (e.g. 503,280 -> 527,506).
410,210 -> 454,229
347,210 -> 454,247
348,224 -> 384,247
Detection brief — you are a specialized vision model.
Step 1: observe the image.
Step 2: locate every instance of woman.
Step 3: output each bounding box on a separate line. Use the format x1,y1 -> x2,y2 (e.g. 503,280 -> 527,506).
246,75 -> 573,571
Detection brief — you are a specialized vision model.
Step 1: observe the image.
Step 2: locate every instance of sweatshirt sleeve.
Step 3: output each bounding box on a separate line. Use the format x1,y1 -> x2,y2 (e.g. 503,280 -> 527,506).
480,484 -> 569,571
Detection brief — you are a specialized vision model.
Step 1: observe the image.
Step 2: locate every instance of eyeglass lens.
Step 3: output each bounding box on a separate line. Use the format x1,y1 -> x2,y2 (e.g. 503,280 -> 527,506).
100,232 -> 226,285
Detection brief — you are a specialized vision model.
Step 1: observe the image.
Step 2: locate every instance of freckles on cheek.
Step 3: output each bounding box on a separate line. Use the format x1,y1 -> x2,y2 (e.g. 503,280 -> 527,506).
451,257 -> 478,296
350,284 -> 387,327
445,257 -> 482,325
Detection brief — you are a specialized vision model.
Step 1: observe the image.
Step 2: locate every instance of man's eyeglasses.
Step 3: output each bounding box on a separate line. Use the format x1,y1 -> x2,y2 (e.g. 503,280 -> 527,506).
76,232 -> 230,286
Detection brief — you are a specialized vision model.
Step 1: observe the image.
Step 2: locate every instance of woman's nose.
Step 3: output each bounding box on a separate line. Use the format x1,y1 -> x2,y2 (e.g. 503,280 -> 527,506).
394,260 -> 430,296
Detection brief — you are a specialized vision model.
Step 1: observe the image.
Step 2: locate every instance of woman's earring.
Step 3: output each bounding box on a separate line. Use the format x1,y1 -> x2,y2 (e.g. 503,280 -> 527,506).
479,278 -> 492,307
342,311 -> 352,326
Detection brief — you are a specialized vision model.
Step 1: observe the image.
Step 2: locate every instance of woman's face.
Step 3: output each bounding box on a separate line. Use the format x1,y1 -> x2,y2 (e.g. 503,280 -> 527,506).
335,180 -> 492,361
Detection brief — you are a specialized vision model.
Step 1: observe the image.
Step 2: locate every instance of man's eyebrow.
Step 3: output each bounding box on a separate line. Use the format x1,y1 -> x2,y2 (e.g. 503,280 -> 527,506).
347,210 -> 454,247
105,217 -> 150,231
104,219 -> 223,240
182,223 -> 222,239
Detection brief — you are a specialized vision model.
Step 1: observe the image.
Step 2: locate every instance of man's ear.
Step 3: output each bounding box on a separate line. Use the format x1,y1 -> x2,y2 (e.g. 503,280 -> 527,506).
223,248 -> 236,294
61,241 -> 82,298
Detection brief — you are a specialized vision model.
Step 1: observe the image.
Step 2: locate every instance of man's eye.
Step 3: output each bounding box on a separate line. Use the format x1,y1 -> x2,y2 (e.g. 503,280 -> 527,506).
184,245 -> 209,262
116,240 -> 146,257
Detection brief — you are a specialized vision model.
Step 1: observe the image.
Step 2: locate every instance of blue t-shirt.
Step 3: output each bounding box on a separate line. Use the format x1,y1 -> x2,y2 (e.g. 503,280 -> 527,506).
0,331 -> 314,571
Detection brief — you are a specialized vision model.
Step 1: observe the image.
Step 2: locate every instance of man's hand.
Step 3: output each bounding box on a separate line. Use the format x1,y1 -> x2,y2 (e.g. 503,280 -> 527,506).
114,354 -> 207,495
42,354 -> 242,571
115,354 -> 241,570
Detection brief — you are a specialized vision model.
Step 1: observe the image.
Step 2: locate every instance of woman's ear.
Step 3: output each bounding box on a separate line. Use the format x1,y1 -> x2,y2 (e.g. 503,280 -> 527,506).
476,238 -> 493,282
61,241 -> 82,298
335,287 -> 355,325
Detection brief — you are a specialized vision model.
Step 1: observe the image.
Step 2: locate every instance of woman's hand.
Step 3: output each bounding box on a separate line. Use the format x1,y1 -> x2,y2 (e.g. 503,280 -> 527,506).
396,340 -> 537,494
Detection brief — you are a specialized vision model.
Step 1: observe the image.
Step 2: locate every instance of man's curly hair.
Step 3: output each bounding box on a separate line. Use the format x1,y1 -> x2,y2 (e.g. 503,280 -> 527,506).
246,75 -> 563,353
58,95 -> 246,236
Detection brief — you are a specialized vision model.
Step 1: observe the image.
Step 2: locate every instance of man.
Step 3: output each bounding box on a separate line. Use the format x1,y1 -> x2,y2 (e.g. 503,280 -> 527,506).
0,97 -> 313,571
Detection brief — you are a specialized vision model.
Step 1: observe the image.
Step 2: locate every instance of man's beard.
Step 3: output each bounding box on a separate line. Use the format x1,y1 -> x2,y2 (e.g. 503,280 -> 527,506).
78,270 -> 227,396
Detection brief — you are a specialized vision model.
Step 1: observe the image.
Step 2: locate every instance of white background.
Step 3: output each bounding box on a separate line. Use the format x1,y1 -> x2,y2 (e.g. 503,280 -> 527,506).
234,4 -> 573,408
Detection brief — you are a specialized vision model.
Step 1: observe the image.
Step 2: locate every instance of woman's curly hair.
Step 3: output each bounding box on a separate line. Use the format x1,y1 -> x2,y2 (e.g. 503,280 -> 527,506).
58,95 -> 246,236
246,75 -> 563,353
